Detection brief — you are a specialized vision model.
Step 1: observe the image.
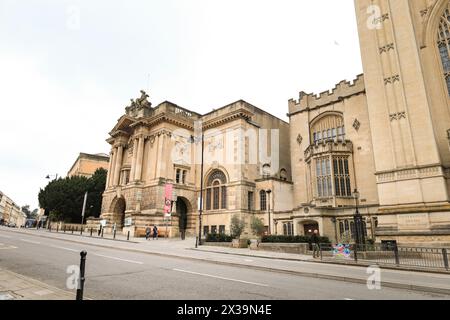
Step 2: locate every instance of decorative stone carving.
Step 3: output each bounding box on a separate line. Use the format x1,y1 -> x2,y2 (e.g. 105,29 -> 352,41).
390,111 -> 407,121
297,134 -> 303,145
353,119 -> 361,131
125,90 -> 153,118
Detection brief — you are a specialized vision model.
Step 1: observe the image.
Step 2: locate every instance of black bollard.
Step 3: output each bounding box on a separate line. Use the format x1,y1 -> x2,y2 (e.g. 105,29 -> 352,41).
80,226 -> 83,236
64,226 -> 66,233
72,226 -> 74,234
101,229 -> 104,238
113,229 -> 116,240
90,228 -> 93,237
56,225 -> 59,233
76,251 -> 87,301
127,231 -> 130,241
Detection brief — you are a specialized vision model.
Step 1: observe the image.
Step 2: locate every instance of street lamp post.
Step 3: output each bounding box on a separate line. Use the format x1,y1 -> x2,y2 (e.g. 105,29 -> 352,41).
266,190 -> 272,235
353,189 -> 365,246
191,124 -> 205,246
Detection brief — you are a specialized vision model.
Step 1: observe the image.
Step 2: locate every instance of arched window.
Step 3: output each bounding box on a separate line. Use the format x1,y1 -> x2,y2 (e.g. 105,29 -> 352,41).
438,6 -> 450,95
260,190 -> 267,211
205,170 -> 227,211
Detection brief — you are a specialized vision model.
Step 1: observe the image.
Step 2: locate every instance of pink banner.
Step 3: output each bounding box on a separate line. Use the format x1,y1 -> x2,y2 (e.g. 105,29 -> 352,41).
164,183 -> 173,214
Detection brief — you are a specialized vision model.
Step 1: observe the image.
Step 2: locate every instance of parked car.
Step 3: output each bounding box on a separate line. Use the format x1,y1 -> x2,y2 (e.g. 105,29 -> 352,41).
8,223 -> 16,228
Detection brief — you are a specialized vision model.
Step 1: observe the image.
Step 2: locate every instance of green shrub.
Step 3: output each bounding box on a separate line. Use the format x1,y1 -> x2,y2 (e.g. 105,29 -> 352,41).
205,233 -> 233,243
261,235 -> 331,244
230,215 -> 246,239
250,216 -> 265,237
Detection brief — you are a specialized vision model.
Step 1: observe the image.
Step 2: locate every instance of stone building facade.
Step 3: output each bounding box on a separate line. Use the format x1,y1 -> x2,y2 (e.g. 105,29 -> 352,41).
67,152 -> 110,178
98,0 -> 450,245
0,191 -> 25,227
286,0 -> 450,246
98,92 -> 292,238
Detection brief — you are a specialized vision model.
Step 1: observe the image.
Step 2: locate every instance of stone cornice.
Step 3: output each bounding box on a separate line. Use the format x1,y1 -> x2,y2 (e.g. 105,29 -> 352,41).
202,109 -> 253,130
376,165 -> 449,184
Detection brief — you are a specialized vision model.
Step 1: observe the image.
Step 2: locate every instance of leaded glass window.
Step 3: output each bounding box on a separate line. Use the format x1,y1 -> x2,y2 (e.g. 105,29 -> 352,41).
438,7 -> 450,96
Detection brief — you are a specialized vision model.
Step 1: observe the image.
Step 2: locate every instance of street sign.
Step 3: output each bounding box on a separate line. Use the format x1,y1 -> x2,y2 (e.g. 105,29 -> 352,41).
164,184 -> 173,214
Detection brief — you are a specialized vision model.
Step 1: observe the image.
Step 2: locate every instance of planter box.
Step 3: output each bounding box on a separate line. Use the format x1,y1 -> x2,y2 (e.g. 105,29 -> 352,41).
255,243 -> 310,254
249,239 -> 259,250
232,239 -> 249,248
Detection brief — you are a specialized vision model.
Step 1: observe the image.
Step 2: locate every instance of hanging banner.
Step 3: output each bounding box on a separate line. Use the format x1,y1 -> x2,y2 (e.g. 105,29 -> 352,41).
164,183 -> 173,215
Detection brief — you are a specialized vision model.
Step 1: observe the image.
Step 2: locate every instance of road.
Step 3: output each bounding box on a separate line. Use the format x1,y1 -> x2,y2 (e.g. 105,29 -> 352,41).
0,229 -> 449,300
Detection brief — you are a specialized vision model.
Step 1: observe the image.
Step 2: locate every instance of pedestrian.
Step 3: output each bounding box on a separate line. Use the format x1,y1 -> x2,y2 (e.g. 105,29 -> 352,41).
145,226 -> 151,240
310,230 -> 320,259
153,225 -> 158,240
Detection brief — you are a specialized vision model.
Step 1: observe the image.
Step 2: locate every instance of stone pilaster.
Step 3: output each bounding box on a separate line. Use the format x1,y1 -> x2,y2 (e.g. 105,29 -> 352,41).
130,138 -> 138,182
134,136 -> 145,182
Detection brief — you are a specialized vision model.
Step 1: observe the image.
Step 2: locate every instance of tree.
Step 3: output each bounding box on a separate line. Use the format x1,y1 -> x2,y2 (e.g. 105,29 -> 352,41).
250,215 -> 265,237
230,215 -> 246,239
38,169 -> 107,223
86,168 -> 107,218
21,205 -> 31,217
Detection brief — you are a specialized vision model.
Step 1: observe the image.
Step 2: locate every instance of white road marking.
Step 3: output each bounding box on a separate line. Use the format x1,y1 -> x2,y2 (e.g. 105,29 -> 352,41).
0,234 -> 12,239
344,298 -> 354,300
173,269 -> 269,287
50,245 -> 79,253
20,239 -> 41,245
244,259 -> 254,262
93,253 -> 144,265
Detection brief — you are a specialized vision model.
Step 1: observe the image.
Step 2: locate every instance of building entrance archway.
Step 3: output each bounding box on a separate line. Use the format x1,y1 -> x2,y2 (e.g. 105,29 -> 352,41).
111,197 -> 126,228
177,197 -> 189,240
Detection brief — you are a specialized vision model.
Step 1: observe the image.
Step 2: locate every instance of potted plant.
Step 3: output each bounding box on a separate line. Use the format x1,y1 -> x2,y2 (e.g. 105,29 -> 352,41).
249,215 -> 265,249
230,215 -> 247,248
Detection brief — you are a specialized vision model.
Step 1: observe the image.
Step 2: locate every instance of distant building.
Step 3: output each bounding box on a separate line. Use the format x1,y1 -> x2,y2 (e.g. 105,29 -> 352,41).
67,152 -> 110,178
0,191 -> 26,226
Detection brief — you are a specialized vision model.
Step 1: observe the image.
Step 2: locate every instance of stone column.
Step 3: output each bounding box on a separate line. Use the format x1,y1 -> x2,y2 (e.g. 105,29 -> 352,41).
113,145 -> 124,186
109,149 -> 117,188
106,150 -> 114,188
134,136 -> 145,182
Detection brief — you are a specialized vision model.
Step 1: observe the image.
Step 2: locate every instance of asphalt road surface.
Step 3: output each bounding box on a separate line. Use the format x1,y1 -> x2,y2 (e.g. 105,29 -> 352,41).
0,230 -> 449,300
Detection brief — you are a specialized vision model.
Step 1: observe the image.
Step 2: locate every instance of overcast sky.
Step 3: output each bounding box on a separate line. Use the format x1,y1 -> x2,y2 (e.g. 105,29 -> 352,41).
0,0 -> 363,209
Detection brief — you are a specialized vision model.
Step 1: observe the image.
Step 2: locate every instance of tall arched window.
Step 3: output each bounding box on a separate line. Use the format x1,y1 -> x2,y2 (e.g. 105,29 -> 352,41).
205,170 -> 227,211
260,190 -> 267,211
438,6 -> 450,95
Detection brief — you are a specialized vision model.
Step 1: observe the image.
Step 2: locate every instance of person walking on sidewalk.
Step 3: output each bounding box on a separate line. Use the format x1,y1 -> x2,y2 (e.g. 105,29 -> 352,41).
152,225 -> 158,240
145,226 -> 151,240
310,230 -> 320,259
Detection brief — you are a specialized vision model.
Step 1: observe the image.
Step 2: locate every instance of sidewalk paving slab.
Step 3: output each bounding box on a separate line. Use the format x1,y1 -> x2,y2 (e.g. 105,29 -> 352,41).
0,268 -> 75,300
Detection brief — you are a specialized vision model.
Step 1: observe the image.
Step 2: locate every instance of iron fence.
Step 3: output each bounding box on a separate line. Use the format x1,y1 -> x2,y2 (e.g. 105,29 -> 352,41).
317,243 -> 450,271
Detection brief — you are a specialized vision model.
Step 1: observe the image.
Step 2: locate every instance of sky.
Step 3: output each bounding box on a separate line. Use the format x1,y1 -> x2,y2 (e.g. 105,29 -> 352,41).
0,0 -> 363,209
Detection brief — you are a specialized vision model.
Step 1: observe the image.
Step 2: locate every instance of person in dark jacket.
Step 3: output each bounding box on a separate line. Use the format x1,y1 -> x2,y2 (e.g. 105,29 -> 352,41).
145,226 -> 151,240
310,230 -> 320,258
152,225 -> 158,240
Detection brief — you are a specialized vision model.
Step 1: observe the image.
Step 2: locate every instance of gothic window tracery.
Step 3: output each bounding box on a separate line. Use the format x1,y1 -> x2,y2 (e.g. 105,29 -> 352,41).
438,6 -> 450,95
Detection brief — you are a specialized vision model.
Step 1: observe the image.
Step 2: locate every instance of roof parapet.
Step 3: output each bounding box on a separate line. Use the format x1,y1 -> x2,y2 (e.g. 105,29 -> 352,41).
288,74 -> 365,116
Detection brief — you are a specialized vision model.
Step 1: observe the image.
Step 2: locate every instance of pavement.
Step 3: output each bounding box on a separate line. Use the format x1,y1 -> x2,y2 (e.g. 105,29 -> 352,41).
0,268 -> 74,300
1,226 -> 450,299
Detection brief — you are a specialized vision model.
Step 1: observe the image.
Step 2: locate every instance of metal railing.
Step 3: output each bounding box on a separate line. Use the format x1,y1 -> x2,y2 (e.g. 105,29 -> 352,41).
47,225 -> 131,242
317,243 -> 450,271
